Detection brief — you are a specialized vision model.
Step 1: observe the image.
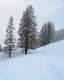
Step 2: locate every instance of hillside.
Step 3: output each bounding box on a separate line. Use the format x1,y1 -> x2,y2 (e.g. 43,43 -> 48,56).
0,40 -> 64,80
54,29 -> 64,42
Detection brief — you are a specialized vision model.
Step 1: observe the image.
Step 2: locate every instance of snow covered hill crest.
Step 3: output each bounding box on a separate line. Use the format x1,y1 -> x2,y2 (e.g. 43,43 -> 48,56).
35,40 -> 64,55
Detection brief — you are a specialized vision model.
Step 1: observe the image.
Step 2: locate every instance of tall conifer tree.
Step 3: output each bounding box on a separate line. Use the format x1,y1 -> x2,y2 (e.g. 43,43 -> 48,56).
18,5 -> 37,54
4,16 -> 15,57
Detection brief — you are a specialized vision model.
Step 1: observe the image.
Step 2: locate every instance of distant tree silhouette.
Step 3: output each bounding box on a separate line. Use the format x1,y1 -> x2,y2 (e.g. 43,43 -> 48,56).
40,22 -> 55,46
40,22 -> 48,46
47,22 -> 55,43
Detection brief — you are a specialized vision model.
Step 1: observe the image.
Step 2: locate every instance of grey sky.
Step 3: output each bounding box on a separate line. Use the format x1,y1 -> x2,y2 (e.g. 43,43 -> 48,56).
0,0 -> 64,47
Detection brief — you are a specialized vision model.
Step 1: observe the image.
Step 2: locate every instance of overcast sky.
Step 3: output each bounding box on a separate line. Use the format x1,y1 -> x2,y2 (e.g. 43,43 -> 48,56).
0,0 -> 64,47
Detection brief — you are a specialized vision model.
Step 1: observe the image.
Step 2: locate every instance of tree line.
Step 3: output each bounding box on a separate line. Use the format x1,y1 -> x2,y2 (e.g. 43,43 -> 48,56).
0,5 -> 55,57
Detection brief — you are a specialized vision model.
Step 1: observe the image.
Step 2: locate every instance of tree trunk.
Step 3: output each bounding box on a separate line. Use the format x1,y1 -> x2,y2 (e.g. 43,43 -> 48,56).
9,45 -> 11,57
25,48 -> 27,54
25,32 -> 28,55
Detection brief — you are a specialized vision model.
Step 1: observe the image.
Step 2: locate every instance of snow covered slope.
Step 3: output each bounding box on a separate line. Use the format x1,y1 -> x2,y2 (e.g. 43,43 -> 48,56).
35,40 -> 64,80
0,40 -> 64,80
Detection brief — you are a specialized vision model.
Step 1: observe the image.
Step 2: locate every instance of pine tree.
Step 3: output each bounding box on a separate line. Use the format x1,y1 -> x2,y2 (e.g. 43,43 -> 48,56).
18,5 -> 37,54
40,22 -> 55,46
4,16 -> 15,57
47,22 -> 55,43
40,22 -> 48,46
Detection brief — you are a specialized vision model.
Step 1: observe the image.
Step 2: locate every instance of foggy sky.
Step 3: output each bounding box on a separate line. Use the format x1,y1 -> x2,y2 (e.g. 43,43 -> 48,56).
0,0 -> 64,47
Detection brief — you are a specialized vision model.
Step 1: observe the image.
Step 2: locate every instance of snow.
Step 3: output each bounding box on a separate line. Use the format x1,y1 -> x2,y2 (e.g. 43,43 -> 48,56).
0,40 -> 64,80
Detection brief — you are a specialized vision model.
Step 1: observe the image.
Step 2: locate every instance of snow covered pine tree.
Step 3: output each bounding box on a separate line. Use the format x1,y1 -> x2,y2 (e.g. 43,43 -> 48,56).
4,16 -> 15,57
40,22 -> 55,46
18,5 -> 37,54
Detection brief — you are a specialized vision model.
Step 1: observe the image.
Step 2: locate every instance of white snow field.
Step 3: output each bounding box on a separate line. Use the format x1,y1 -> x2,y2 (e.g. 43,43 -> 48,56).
0,40 -> 64,80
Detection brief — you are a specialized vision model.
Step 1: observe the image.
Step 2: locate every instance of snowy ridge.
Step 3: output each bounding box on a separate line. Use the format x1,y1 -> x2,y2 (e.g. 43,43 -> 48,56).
35,40 -> 64,55
0,40 -> 64,80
